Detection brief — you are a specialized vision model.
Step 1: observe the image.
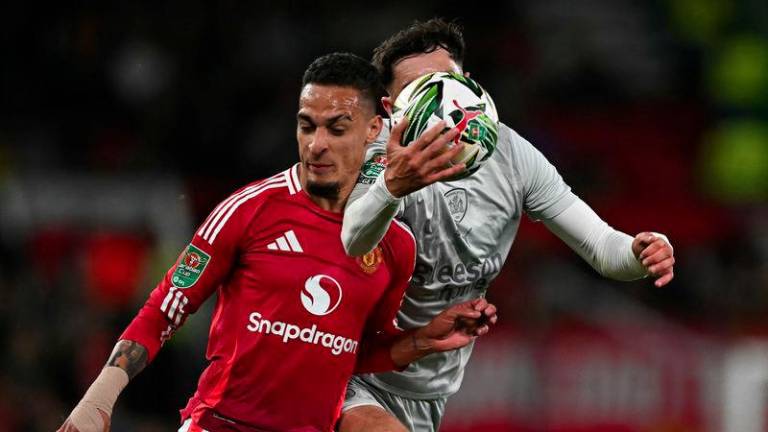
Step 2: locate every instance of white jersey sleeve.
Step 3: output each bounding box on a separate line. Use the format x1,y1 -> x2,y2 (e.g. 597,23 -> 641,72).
510,130 -> 649,279
509,131 -> 576,220
342,126 -> 404,256
543,198 -> 649,280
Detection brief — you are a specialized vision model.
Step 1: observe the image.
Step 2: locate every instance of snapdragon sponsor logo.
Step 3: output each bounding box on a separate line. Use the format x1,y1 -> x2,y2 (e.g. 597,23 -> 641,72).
246,312 -> 359,356
301,275 -> 342,316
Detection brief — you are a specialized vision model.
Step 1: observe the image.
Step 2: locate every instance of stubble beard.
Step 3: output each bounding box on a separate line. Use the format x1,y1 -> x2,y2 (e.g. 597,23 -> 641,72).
306,180 -> 341,200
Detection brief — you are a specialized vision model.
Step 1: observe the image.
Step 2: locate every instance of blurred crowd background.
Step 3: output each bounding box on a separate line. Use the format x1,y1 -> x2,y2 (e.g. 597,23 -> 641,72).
1,1 -> 767,431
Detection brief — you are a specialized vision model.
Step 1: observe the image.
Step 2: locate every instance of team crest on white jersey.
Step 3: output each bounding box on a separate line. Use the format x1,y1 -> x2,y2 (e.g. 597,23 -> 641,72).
301,275 -> 342,316
444,188 -> 468,223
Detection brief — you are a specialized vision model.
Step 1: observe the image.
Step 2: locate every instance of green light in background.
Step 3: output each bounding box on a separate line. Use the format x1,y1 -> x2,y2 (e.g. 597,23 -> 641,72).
700,119 -> 768,203
709,35 -> 768,107
669,0 -> 732,44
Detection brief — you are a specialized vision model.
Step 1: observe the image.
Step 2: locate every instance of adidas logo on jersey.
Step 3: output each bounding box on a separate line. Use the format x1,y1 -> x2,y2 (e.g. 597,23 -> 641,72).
267,230 -> 303,252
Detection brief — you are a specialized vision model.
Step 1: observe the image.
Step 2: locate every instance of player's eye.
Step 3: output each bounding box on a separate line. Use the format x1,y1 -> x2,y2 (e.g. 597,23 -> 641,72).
329,128 -> 346,136
298,123 -> 314,133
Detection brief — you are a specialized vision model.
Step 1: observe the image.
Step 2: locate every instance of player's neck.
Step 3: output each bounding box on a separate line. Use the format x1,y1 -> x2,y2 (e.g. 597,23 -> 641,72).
307,194 -> 347,213
298,165 -> 351,213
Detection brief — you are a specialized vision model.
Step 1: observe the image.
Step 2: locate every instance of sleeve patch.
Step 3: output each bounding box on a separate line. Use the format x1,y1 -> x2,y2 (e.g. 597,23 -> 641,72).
356,153 -> 388,185
171,244 -> 211,288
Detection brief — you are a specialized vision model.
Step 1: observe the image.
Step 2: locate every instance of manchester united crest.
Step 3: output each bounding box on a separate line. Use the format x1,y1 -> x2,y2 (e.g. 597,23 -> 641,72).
357,246 -> 383,274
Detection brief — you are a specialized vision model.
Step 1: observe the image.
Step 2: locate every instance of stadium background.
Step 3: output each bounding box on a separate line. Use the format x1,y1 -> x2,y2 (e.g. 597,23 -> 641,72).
1,1 -> 767,431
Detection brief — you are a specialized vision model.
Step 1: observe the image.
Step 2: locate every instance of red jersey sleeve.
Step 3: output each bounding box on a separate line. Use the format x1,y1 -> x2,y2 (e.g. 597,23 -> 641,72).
354,219 -> 416,373
120,183 -> 263,361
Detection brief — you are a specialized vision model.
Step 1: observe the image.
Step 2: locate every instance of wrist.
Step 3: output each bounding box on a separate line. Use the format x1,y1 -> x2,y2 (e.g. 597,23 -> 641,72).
626,236 -> 650,278
410,329 -> 436,355
380,169 -> 405,199
83,366 -> 129,414
67,366 -> 129,430
390,329 -> 436,368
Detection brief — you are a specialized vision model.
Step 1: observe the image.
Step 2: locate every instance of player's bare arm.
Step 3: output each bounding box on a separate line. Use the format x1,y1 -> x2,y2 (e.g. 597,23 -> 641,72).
57,340 -> 148,432
633,232 -> 675,287
390,298 -> 497,367
383,118 -> 464,197
106,339 -> 149,379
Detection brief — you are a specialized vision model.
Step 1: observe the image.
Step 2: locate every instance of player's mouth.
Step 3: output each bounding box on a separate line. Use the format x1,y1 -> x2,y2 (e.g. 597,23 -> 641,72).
307,162 -> 334,175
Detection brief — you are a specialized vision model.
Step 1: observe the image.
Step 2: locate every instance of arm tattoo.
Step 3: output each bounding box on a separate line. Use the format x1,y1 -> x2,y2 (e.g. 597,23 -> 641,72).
106,340 -> 148,380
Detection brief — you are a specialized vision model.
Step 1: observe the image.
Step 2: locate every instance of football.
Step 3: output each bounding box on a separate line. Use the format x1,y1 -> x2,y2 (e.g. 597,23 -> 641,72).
391,72 -> 499,180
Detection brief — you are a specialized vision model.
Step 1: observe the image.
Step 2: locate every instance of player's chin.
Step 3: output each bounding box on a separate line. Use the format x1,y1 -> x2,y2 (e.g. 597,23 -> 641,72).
306,179 -> 341,199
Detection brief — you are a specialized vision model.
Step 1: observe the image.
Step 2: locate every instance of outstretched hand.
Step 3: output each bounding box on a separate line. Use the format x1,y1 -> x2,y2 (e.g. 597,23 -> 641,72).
383,118 -> 465,198
418,297 -> 498,353
632,232 -> 675,287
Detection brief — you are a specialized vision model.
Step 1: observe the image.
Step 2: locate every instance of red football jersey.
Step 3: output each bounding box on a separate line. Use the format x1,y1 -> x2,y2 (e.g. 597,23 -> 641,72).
120,164 -> 416,432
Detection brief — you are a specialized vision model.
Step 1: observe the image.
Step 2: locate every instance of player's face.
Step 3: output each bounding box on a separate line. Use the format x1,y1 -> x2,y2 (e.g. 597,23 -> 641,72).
297,84 -> 382,203
382,48 -> 462,112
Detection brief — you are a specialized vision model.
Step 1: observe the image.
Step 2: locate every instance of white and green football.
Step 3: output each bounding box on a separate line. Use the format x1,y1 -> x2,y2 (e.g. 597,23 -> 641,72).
391,71 -> 499,180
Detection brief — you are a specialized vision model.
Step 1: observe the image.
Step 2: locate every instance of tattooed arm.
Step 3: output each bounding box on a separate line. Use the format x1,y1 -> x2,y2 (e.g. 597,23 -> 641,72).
58,181 -> 255,431
106,339 -> 149,379
57,340 -> 148,432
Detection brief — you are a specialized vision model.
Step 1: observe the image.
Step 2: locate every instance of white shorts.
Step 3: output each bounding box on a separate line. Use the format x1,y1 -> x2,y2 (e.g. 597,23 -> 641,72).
341,375 -> 447,432
178,418 -> 208,432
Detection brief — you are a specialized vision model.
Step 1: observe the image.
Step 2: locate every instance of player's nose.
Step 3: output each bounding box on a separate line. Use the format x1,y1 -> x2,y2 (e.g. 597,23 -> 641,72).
308,128 -> 330,154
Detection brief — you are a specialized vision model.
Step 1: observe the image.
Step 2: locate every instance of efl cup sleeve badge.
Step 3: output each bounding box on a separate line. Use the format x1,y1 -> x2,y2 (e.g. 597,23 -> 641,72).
356,153 -> 388,185
357,246 -> 383,274
171,244 -> 211,288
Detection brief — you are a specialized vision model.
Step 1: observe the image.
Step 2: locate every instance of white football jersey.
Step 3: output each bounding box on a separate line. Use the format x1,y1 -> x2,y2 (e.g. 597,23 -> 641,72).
350,121 -> 576,398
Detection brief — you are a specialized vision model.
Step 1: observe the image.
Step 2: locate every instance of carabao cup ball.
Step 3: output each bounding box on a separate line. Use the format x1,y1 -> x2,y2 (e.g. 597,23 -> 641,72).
391,72 -> 499,180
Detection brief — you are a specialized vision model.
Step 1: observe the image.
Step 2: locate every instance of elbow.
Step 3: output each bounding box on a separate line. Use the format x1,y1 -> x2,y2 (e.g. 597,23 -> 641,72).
341,230 -> 370,257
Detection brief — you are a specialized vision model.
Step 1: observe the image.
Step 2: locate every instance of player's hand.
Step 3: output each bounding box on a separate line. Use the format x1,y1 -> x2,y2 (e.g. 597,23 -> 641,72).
416,298 -> 498,352
632,232 -> 675,287
57,403 -> 110,432
383,118 -> 464,197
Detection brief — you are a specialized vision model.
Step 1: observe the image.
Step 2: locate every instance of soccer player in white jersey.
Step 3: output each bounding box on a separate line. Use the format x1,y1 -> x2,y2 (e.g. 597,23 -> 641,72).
338,19 -> 675,432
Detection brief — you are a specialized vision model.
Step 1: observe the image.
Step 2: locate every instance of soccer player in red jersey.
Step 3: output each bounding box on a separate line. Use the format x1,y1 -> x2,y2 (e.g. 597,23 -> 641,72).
57,53 -> 497,432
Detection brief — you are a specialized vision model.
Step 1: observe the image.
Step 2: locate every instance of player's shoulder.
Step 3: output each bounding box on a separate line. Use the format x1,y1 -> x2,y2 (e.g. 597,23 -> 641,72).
497,122 -> 523,150
368,122 -> 390,155
228,165 -> 299,204
494,122 -> 547,167
196,165 -> 300,243
498,122 -> 541,152
355,126 -> 390,186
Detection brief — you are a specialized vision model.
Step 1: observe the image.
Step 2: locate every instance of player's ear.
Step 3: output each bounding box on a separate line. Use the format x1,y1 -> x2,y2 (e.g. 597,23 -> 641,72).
381,96 -> 393,117
366,115 -> 383,144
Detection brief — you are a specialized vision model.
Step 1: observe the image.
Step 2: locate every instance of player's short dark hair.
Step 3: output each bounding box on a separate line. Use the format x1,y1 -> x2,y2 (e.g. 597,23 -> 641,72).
372,18 -> 465,88
302,52 -> 384,114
